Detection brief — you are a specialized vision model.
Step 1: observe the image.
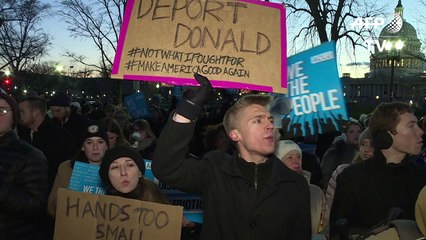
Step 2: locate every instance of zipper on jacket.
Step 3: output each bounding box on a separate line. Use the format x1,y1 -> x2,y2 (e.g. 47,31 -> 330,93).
254,165 -> 258,190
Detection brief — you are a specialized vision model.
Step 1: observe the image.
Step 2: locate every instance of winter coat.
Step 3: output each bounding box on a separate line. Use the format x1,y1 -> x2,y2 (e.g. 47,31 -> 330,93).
330,152 -> 426,234
52,110 -> 91,152
47,159 -> 73,217
18,117 -> 75,190
134,137 -> 157,160
310,184 -> 328,234
153,120 -> 311,240
324,163 -> 350,211
320,139 -> 357,188
0,131 -> 48,240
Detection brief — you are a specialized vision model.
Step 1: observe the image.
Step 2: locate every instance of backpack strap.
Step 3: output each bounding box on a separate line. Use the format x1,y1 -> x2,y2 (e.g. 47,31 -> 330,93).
391,219 -> 424,240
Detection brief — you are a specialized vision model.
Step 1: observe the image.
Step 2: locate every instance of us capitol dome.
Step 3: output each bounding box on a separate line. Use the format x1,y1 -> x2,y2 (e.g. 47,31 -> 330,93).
370,0 -> 425,78
343,0 -> 426,105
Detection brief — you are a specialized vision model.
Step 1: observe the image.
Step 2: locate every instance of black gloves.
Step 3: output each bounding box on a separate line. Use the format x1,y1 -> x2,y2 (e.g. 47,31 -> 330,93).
176,73 -> 213,121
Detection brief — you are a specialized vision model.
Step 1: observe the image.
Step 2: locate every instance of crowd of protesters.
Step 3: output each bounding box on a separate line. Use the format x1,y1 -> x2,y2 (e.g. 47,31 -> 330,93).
1,73 -> 426,240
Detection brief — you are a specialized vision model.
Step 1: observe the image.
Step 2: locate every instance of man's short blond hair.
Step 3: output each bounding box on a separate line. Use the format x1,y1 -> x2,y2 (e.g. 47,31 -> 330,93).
223,94 -> 273,133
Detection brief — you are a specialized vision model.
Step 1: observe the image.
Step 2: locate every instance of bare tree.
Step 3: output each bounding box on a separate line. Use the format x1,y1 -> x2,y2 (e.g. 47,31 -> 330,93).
58,0 -> 127,76
0,0 -> 51,73
72,67 -> 95,78
413,0 -> 426,62
0,0 -> 28,25
285,0 -> 389,57
26,61 -> 59,75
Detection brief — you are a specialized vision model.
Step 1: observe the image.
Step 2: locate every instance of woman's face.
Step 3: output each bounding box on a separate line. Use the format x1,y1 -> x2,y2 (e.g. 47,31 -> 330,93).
346,125 -> 362,145
108,157 -> 141,193
281,150 -> 302,173
359,139 -> 374,160
107,131 -> 118,148
82,137 -> 108,165
133,126 -> 148,140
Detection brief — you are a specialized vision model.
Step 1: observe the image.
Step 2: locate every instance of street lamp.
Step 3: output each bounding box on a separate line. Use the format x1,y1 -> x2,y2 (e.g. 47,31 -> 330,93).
385,39 -> 404,102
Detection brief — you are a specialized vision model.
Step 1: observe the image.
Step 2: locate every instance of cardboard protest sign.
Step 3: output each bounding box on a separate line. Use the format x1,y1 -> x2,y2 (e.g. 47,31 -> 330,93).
54,189 -> 183,240
145,160 -> 204,223
284,41 -> 348,137
112,0 -> 287,94
69,161 -> 105,195
124,92 -> 150,120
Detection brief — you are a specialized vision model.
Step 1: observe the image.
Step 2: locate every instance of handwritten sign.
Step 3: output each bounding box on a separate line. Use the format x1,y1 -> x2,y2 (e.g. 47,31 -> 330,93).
69,161 -> 106,195
112,0 -> 287,94
284,41 -> 348,137
145,160 -> 204,223
54,189 -> 183,240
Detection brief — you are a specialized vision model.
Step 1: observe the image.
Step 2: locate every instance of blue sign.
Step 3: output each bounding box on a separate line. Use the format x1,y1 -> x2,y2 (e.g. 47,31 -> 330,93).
285,41 -> 348,137
173,86 -> 184,99
69,161 -> 106,195
144,160 -> 204,223
124,92 -> 149,120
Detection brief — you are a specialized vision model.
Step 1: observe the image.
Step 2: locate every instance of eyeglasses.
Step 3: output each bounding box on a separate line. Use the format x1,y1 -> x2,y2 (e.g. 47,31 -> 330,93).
0,107 -> 12,115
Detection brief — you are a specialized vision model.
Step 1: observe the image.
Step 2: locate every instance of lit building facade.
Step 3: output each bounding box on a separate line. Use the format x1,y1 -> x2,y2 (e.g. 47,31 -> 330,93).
342,0 -> 426,105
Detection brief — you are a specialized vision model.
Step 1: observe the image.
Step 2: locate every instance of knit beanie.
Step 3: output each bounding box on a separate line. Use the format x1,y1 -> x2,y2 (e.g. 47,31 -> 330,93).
358,127 -> 372,147
48,92 -> 70,107
99,146 -> 145,186
80,123 -> 109,147
0,89 -> 20,129
275,140 -> 302,160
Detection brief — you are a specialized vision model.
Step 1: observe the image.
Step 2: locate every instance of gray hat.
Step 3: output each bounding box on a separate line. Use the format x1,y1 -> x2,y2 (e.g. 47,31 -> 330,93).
358,127 -> 372,147
275,140 -> 302,160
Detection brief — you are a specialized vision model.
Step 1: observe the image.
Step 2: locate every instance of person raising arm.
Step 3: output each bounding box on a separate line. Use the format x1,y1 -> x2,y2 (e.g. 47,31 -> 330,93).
152,73 -> 311,240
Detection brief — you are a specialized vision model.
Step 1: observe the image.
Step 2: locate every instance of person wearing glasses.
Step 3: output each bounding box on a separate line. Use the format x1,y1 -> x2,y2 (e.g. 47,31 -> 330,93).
0,89 -> 48,240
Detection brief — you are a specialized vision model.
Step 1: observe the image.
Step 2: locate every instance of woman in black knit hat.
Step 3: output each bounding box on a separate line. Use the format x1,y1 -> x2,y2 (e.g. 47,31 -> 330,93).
99,145 -> 195,230
47,122 -> 109,217
99,145 -> 168,202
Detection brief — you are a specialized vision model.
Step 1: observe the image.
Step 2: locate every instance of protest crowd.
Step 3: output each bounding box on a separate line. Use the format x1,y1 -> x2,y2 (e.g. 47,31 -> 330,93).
1,72 -> 426,240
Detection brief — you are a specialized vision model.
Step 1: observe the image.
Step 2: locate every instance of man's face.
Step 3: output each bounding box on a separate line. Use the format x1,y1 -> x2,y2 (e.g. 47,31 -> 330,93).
50,106 -> 69,122
232,104 -> 275,159
391,112 -> 424,155
19,101 -> 35,128
0,99 -> 13,136
346,125 -> 362,145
